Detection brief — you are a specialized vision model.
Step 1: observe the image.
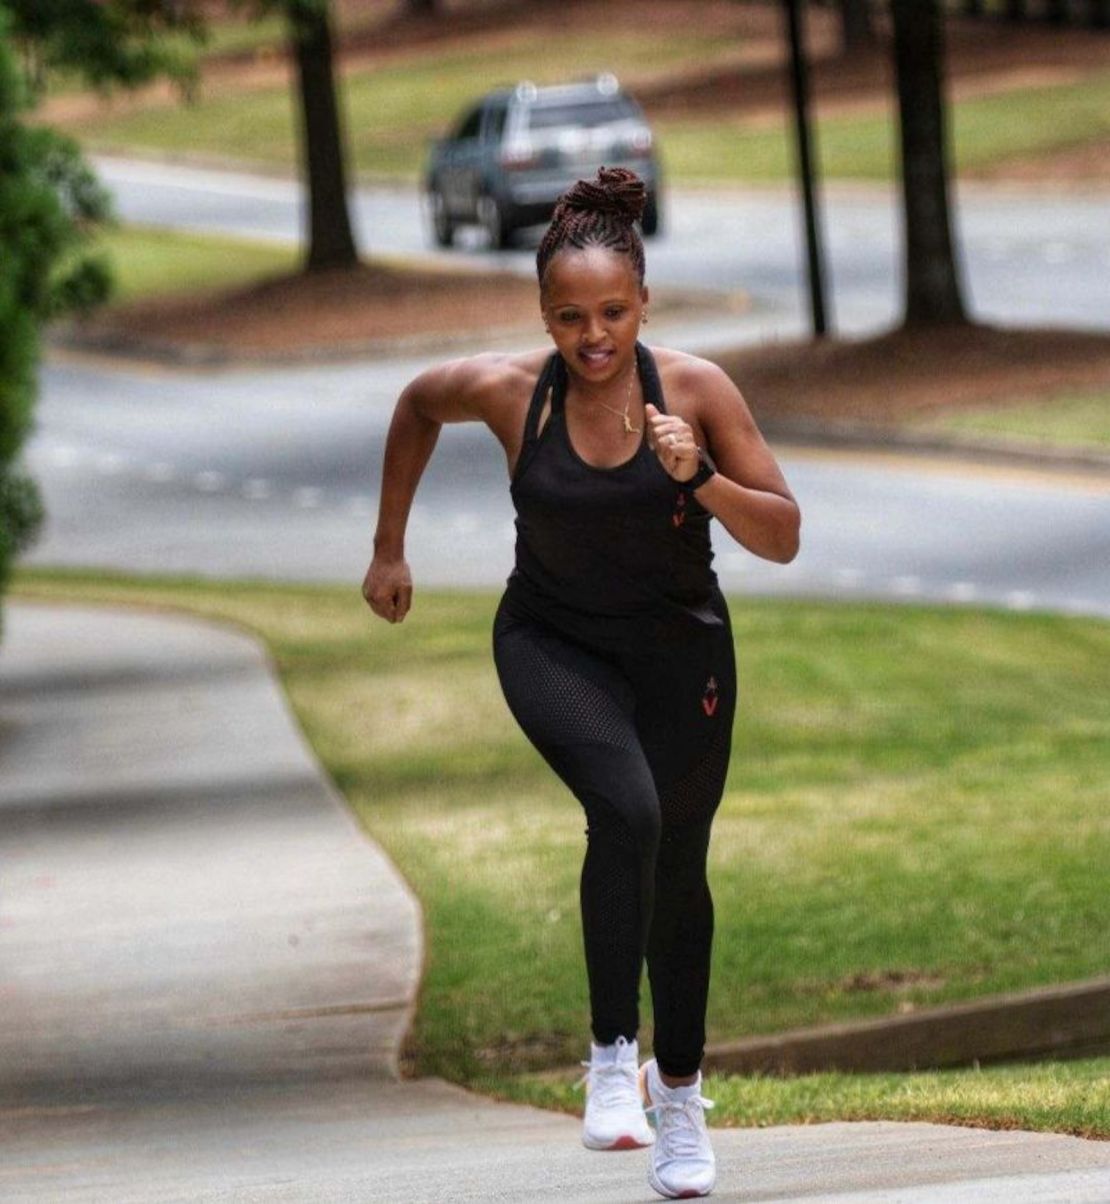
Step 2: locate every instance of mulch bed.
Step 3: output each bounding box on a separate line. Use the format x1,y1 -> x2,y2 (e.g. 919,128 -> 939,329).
711,324 -> 1110,426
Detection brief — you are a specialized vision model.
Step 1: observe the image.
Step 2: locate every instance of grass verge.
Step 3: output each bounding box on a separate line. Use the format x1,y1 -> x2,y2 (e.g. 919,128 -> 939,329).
659,69 -> 1110,183
10,568 -> 1109,1139
51,33 -> 1110,186
912,388 -> 1110,452
90,224 -> 298,304
484,1058 -> 1110,1140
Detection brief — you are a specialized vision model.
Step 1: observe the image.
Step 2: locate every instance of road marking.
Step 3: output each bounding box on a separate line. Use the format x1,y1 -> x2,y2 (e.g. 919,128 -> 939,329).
194,470 -> 225,492
1005,590 -> 1037,611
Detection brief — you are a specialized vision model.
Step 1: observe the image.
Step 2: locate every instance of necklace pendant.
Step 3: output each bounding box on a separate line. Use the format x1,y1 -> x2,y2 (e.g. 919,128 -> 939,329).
623,414 -> 641,436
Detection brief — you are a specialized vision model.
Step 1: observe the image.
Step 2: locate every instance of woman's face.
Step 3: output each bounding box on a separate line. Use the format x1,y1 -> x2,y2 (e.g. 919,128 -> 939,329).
540,247 -> 649,384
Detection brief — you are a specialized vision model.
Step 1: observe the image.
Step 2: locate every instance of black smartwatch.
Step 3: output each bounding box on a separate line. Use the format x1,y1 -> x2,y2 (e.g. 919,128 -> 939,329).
685,447 -> 717,491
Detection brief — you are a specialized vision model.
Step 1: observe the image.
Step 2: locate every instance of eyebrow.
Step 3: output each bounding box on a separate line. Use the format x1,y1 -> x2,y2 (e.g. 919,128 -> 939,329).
553,298 -> 632,308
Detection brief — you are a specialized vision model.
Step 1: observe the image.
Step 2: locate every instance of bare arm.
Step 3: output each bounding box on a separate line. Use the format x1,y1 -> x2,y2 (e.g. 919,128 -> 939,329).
362,354 -> 526,623
645,358 -> 800,564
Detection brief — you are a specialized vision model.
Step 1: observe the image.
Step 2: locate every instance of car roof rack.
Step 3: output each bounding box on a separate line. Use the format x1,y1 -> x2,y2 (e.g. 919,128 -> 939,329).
512,74 -> 622,103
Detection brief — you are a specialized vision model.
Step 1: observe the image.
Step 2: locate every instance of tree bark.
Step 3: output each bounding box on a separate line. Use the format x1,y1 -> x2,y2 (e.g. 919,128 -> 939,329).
837,0 -> 876,52
890,0 -> 968,327
288,2 -> 359,271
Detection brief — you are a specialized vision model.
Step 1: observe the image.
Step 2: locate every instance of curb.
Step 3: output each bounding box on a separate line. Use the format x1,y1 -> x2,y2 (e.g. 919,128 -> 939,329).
760,417 -> 1110,476
702,976 -> 1110,1077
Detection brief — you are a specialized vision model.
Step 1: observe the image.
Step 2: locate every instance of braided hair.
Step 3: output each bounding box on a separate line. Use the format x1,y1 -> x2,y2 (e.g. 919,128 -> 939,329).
536,166 -> 647,288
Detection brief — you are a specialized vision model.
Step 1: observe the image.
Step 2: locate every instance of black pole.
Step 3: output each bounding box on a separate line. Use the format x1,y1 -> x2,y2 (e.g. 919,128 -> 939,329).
784,0 -> 830,337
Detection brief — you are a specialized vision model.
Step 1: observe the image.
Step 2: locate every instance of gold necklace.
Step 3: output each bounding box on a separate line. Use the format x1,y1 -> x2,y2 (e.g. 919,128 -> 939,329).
593,361 -> 640,435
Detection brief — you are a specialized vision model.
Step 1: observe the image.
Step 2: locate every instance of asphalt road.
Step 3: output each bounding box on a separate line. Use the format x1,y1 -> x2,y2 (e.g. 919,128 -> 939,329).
94,156 -> 1110,336
19,161 -> 1110,616
27,344 -> 1110,619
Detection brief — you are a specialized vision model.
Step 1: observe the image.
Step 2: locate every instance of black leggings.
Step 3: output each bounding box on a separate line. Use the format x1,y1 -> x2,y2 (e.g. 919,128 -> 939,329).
492,591 -> 736,1078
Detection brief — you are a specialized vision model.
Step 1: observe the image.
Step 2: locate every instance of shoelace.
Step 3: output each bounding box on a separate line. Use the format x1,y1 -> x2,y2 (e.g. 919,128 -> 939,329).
574,1058 -> 639,1109
645,1094 -> 715,1159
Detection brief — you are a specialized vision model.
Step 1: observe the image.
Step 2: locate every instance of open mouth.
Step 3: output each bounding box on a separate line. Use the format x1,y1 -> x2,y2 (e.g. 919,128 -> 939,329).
578,346 -> 614,369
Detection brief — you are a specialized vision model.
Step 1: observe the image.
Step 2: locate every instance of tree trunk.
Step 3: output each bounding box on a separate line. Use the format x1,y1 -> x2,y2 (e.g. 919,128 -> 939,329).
837,0 -> 876,51
288,3 -> 359,271
1005,0 -> 1025,19
404,0 -> 438,12
890,0 -> 968,327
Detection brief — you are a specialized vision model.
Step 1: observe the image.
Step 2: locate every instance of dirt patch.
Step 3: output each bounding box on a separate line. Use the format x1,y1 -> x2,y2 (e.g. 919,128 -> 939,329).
66,262 -> 545,357
711,324 -> 1110,428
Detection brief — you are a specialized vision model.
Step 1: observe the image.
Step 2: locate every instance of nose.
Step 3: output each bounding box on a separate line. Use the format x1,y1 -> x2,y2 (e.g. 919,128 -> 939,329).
582,313 -> 606,343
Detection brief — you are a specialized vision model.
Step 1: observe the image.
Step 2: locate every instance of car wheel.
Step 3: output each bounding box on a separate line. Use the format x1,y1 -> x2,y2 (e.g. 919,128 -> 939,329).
430,189 -> 454,248
641,194 -> 661,238
478,193 -> 512,250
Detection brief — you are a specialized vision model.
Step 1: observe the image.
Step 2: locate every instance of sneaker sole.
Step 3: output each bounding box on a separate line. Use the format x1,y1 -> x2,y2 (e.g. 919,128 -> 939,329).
583,1132 -> 654,1151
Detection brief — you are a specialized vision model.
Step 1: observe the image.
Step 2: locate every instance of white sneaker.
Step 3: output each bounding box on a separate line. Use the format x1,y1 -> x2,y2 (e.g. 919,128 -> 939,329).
640,1059 -> 716,1198
576,1035 -> 655,1150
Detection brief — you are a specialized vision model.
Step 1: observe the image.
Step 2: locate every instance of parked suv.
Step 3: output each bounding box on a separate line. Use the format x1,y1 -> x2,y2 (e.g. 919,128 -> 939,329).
425,74 -> 661,250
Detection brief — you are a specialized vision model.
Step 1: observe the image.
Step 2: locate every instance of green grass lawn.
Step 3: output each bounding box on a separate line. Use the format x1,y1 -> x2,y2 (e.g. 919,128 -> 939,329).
54,28 -> 731,179
50,24 -> 1110,185
88,225 -> 298,304
913,389 -> 1110,452
660,69 -> 1110,182
490,1057 -> 1110,1140
11,569 -> 1110,1138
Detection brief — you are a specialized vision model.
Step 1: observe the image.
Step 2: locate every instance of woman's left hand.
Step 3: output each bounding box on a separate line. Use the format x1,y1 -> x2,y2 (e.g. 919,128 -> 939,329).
644,403 -> 698,483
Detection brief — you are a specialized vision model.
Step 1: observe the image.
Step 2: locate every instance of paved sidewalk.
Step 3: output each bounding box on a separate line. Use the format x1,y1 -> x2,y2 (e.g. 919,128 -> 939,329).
2,601 -> 1108,1202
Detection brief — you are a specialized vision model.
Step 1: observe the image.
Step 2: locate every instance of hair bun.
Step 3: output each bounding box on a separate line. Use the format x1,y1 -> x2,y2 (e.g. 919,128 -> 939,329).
555,166 -> 646,225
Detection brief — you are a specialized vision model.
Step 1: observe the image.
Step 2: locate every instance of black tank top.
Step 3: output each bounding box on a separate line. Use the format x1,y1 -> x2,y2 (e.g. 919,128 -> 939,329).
506,342 -> 720,628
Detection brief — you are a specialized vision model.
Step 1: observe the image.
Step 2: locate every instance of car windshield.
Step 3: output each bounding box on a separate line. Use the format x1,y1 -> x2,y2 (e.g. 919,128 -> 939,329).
525,98 -> 639,131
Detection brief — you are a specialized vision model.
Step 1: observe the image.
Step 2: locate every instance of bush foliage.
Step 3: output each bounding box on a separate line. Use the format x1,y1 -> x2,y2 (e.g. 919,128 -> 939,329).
0,7 -> 114,634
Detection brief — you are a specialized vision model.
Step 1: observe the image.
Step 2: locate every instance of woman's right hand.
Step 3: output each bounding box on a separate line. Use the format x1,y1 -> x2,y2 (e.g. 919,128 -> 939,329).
362,555 -> 413,624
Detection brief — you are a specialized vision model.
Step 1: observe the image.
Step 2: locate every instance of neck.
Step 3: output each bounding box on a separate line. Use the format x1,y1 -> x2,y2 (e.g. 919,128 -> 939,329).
566,358 -> 638,408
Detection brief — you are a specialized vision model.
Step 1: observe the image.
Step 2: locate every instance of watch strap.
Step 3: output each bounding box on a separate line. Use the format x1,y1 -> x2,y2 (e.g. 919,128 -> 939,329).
686,447 -> 717,491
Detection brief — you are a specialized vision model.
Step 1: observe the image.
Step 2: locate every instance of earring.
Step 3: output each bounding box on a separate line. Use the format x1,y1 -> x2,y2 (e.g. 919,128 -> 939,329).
641,310 -> 649,326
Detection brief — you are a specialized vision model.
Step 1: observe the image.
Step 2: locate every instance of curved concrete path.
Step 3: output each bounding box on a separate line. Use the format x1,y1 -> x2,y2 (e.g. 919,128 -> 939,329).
2,600 -> 1108,1202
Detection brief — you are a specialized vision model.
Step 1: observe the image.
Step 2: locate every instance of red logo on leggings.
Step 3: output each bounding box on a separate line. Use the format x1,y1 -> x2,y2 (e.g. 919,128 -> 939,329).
702,675 -> 719,717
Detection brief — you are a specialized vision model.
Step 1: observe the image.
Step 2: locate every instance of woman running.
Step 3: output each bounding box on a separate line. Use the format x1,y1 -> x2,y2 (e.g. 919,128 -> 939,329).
362,166 -> 800,1200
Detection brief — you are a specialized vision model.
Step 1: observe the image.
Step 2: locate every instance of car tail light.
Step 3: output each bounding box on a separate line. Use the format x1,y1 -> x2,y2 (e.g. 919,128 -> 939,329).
500,144 -> 538,170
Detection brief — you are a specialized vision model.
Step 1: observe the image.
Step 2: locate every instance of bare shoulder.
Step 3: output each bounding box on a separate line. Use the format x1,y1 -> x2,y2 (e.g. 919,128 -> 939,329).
409,347 -> 550,424
651,346 -> 753,421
